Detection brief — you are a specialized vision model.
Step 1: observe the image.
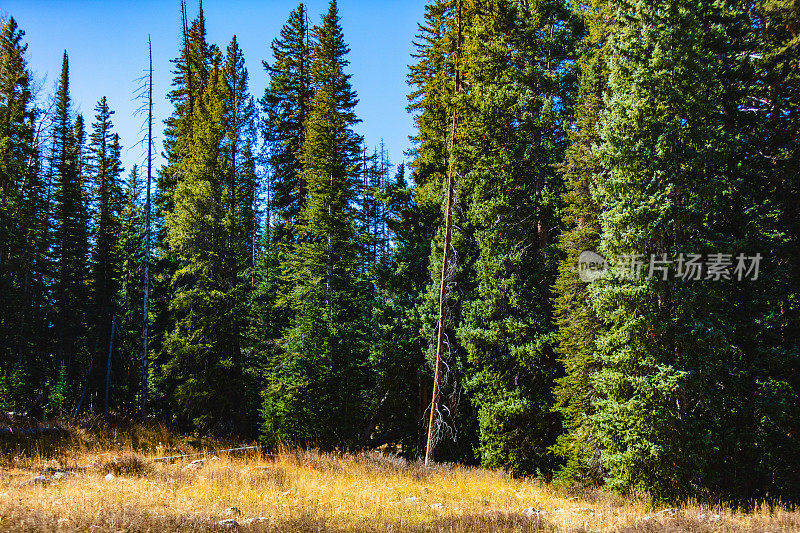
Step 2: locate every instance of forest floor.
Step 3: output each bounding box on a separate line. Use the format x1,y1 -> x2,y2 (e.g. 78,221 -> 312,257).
0,419 -> 797,532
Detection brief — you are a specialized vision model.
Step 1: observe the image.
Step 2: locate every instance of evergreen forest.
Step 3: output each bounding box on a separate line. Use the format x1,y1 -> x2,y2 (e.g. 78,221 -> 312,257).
1,0 -> 798,503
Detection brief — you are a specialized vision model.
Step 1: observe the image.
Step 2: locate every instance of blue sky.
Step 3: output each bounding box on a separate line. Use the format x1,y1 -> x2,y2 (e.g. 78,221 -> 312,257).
1,0 -> 426,175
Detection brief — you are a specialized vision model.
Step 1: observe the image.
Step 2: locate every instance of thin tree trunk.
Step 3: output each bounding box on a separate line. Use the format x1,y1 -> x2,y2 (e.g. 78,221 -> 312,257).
426,0 -> 462,467
141,36 -> 153,419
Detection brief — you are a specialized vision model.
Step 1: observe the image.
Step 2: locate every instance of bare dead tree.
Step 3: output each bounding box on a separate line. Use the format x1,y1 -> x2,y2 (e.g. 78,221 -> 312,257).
139,36 -> 154,419
426,0 -> 462,467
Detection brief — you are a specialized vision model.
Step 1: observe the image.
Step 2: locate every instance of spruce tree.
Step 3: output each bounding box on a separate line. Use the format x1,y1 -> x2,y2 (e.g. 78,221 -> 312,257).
87,97 -> 124,409
255,3 -> 313,364
407,0 -> 480,463
50,52 -> 90,409
456,0 -> 578,476
116,165 -> 145,411
0,16 -> 39,407
261,0 -> 370,448
370,164 -> 439,454
163,29 -> 258,432
551,0 -> 610,485
586,0 -> 800,500
152,2 -> 213,412
261,3 -> 311,242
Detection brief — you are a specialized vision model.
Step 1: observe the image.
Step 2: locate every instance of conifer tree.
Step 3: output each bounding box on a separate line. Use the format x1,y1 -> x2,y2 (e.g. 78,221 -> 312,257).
370,164 -> 438,453
163,29 -> 257,432
222,35 -> 259,276
262,3 -> 311,242
87,97 -> 124,408
456,0 -> 577,476
586,0 -> 799,500
255,4 -> 313,362
116,165 -> 145,411
407,0 -> 480,463
261,0 -> 370,448
0,16 -> 38,405
152,2 -> 213,412
551,0 -> 610,485
50,52 -> 90,407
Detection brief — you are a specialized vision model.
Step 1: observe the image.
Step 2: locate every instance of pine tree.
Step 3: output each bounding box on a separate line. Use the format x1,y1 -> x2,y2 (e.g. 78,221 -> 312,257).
115,165 -> 145,411
455,0 -> 578,476
407,0 -> 480,464
162,28 -> 258,432
0,16 -> 39,407
262,3 -> 312,242
222,34 -> 260,423
255,3 -> 313,365
50,52 -> 90,409
369,164 -> 438,454
551,0 -> 611,485
737,0 -> 800,499
87,97 -> 124,410
407,0 -> 459,203
586,0 -> 798,500
152,2 -> 213,413
261,0 -> 370,448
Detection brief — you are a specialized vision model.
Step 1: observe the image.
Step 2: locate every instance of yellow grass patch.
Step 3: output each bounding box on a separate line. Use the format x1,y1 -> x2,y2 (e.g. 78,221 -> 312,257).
0,425 -> 797,531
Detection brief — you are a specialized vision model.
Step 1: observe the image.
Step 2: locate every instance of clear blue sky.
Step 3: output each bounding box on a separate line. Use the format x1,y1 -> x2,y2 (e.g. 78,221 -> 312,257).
1,0 -> 426,175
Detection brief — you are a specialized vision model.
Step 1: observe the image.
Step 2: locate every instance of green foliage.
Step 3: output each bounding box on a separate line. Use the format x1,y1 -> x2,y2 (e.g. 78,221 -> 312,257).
252,5 -> 313,399
161,35 -> 256,433
114,165 -> 146,411
261,0 -> 371,449
457,0 -> 578,477
261,3 -> 312,242
369,164 -> 439,456
551,0 -> 610,486
50,53 -> 90,405
583,0 -> 800,501
407,0 -> 481,464
0,16 -> 44,410
86,96 -> 125,410
1,0 -> 799,506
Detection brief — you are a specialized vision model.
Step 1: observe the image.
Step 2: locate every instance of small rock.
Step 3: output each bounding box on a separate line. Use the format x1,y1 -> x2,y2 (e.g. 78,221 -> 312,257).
104,473 -> 116,481
644,508 -> 679,521
429,503 -> 444,510
183,459 -> 205,471
224,507 -> 241,516
23,475 -> 49,486
241,517 -> 269,525
522,508 -> 547,517
210,456 -> 220,462
216,519 -> 238,528
52,471 -> 75,480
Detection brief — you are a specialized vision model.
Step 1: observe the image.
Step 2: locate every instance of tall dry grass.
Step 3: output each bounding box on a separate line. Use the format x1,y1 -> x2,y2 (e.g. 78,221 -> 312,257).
0,422 -> 797,532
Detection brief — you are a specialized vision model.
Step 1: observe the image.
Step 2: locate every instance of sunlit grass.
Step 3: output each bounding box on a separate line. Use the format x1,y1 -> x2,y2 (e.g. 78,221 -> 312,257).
0,422 -> 797,531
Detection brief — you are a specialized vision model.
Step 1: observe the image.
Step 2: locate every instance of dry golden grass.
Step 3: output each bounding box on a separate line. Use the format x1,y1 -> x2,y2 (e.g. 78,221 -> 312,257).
0,423 -> 798,532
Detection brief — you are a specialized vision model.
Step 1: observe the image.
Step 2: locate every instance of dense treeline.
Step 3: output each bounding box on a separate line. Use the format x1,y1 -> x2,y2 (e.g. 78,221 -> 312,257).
0,0 -> 798,503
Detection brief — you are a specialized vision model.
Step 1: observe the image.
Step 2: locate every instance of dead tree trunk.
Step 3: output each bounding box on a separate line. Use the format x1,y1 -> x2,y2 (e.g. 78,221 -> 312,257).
425,0 -> 462,467
141,35 -> 153,419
